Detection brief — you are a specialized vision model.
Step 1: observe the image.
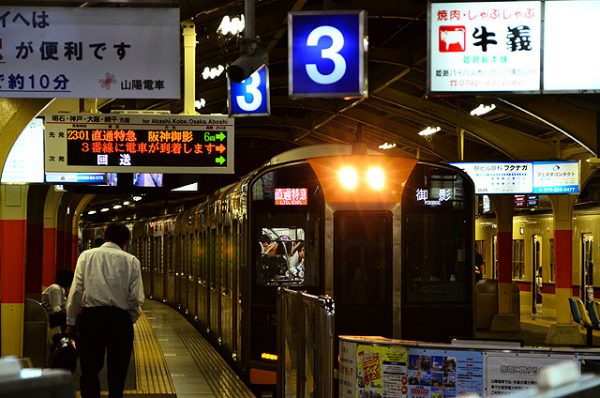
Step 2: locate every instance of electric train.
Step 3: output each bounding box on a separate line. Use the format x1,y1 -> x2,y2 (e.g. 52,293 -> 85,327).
80,144 -> 477,392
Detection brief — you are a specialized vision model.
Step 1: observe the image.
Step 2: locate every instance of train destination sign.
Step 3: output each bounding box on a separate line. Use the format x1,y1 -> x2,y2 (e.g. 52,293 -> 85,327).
44,113 -> 234,174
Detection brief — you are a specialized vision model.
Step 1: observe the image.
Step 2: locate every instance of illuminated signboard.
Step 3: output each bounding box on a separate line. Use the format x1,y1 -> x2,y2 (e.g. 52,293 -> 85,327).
44,113 -> 234,174
0,7 -> 179,99
450,161 -> 579,194
544,1 -> 600,92
1,118 -> 44,183
429,2 -> 541,93
275,188 -> 308,205
288,10 -> 367,98
228,65 -> 270,116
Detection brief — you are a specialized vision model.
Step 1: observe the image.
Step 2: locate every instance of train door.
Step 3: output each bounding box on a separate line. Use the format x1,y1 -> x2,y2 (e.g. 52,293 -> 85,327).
333,211 -> 393,338
582,233 -> 594,301
532,235 -> 542,315
492,235 -> 497,279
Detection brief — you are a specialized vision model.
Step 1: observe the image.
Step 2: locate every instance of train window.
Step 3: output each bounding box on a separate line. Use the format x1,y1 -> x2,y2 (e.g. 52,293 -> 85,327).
582,233 -> 594,301
199,231 -> 207,282
223,226 -> 231,294
255,222 -> 307,288
210,229 -> 217,289
154,237 -> 162,273
512,239 -> 525,279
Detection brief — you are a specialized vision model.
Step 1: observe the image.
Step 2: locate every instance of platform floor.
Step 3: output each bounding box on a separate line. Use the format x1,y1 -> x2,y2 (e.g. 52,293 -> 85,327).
475,314 -> 600,347
73,299 -> 255,397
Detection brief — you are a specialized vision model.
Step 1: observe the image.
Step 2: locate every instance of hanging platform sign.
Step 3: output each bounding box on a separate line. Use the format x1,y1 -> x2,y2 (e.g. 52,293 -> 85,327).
44,113 -> 234,174
0,7 -> 179,98
228,64 -> 270,116
288,10 -> 367,98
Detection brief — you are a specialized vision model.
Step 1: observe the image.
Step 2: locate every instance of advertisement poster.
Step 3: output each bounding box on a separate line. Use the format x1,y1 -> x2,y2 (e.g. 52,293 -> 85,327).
429,1 -> 541,93
356,344 -> 409,398
484,352 -> 578,395
407,348 -> 484,398
339,340 -> 358,398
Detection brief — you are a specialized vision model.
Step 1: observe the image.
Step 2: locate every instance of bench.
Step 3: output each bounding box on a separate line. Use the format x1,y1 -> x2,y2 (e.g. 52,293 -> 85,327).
569,297 -> 600,346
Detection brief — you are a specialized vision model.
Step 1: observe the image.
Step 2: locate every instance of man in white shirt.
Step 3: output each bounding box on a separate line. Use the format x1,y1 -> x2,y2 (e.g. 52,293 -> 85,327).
66,223 -> 144,398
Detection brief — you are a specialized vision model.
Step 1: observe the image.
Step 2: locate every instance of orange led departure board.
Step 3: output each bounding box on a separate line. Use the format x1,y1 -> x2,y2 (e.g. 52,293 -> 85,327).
44,113 -> 234,174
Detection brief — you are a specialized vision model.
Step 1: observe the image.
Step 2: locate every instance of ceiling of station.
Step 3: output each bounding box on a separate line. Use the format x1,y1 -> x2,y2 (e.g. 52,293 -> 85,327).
6,0 -> 600,217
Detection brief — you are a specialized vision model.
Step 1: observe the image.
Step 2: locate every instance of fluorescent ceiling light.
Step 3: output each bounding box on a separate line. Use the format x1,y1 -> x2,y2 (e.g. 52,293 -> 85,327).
217,15 -> 245,36
470,103 -> 496,116
378,142 -> 396,150
418,126 -> 441,137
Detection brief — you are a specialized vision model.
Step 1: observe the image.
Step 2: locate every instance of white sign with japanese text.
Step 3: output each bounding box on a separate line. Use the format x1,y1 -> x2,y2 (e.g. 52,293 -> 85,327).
0,7 -> 179,98
450,162 -> 533,194
484,352 -> 578,395
429,1 -> 541,93
450,161 -> 580,195
532,161 -> 579,194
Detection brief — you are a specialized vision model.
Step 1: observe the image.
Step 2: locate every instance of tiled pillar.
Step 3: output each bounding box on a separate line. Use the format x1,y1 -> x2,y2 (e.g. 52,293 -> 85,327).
490,195 -> 520,331
546,195 -> 583,345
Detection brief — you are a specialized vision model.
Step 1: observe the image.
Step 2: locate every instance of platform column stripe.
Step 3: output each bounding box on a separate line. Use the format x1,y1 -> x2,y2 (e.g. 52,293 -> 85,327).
42,228 -> 57,287
0,185 -> 28,357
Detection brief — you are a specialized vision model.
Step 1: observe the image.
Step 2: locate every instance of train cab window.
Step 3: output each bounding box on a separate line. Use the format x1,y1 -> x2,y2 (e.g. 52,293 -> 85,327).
402,165 -> 474,304
549,238 -> 555,283
251,164 -> 325,291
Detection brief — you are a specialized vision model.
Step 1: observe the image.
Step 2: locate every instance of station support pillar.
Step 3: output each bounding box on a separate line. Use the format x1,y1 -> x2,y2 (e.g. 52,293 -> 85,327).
0,185 -> 29,357
545,195 -> 583,345
490,195 -> 521,332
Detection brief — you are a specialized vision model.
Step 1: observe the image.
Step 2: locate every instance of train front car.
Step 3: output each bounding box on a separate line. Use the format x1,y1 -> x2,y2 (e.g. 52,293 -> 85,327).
246,145 -> 476,386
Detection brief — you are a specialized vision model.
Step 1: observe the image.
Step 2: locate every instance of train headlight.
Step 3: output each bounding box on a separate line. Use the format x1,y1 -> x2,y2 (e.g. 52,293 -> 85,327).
339,167 -> 358,190
366,167 -> 385,190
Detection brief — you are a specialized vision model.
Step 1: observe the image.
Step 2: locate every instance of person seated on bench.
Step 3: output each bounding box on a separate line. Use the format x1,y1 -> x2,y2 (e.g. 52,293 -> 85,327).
41,269 -> 74,333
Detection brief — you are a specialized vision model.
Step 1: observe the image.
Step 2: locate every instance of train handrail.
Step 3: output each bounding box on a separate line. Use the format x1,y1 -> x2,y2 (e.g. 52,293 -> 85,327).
277,287 -> 334,398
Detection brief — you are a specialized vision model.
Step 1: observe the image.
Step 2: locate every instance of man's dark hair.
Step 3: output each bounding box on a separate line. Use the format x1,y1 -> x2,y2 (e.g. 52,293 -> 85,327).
104,223 -> 130,247
93,237 -> 104,247
55,269 -> 74,288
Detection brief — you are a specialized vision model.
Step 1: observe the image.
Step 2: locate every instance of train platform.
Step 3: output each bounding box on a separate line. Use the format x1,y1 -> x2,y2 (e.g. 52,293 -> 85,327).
74,299 -> 255,398
475,314 -> 600,347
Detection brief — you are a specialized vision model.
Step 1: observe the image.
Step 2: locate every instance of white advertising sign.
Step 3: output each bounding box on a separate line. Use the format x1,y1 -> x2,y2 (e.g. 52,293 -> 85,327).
544,1 -> 600,92
450,162 -> 533,194
451,161 -> 580,195
0,7 -> 179,98
532,161 -> 579,194
429,1 -> 541,92
1,118 -> 44,183
484,352 -> 578,395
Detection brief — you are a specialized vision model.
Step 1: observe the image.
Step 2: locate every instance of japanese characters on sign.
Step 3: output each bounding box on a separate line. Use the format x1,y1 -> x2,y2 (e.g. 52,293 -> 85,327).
0,7 -> 179,98
228,64 -> 270,116
44,114 -> 234,174
288,10 -> 367,98
429,2 -> 541,93
274,188 -> 308,205
450,161 -> 580,194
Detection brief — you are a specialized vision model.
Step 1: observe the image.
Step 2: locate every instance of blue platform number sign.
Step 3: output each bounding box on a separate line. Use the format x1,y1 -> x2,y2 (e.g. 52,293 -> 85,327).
228,65 -> 270,117
288,10 -> 367,98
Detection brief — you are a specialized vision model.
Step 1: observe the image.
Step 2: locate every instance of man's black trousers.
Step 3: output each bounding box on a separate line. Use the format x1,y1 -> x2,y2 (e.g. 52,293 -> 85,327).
78,306 -> 134,398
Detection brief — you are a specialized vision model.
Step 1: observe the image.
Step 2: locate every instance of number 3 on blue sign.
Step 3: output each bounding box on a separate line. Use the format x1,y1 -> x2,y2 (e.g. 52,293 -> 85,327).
228,65 -> 270,116
289,10 -> 367,98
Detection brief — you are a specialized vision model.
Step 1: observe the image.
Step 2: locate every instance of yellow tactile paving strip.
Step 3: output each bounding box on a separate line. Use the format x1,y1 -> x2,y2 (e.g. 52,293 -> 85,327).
75,311 -> 176,398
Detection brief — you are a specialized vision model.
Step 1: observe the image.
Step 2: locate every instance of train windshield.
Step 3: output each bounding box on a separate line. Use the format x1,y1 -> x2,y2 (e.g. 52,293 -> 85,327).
402,164 -> 475,304
251,164 -> 324,291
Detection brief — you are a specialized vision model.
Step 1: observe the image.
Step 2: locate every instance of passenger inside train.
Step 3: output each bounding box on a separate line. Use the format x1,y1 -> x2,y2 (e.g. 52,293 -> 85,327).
256,227 -> 306,286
